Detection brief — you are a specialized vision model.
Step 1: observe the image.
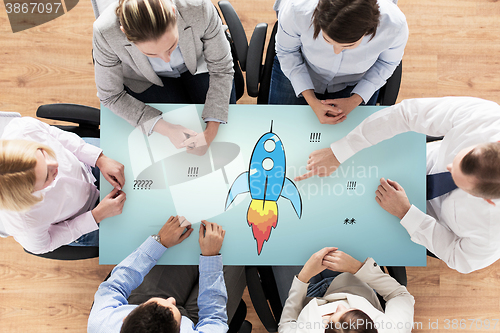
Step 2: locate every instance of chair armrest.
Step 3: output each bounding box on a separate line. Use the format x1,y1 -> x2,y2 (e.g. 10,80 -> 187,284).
37,103 -> 100,127
246,23 -> 268,97
245,266 -> 280,332
257,21 -> 278,104
378,61 -> 402,106
218,0 -> 248,70
385,266 -> 407,287
24,245 -> 99,260
426,135 -> 443,142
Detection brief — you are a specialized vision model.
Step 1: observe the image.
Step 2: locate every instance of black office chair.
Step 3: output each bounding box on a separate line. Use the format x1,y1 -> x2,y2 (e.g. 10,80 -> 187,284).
245,264 -> 407,332
36,103 -> 100,138
218,1 -> 403,106
21,103 -> 101,260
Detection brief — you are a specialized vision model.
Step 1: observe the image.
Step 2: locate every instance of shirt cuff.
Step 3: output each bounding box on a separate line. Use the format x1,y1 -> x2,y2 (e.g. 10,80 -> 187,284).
79,144 -> 103,167
204,117 -> 226,124
77,211 -> 100,234
400,204 -> 426,237
141,236 -> 168,261
351,80 -> 378,104
199,255 -> 223,273
353,257 -> 380,279
330,137 -> 356,164
144,115 -> 163,136
289,74 -> 315,98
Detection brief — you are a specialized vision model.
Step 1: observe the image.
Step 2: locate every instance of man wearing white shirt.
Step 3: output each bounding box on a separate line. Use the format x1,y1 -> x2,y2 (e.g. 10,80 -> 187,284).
296,97 -> 500,273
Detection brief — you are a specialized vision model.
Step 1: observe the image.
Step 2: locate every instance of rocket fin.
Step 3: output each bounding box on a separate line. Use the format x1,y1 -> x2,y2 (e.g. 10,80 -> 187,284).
281,177 -> 302,218
225,171 -> 249,210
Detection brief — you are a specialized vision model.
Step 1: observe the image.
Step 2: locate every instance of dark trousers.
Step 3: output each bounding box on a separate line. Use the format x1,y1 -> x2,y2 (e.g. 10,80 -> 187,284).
125,71 -> 237,105
127,265 -> 246,324
268,56 -> 379,105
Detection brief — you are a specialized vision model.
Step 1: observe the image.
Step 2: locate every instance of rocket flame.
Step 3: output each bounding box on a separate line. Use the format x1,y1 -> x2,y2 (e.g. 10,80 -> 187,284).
247,199 -> 278,254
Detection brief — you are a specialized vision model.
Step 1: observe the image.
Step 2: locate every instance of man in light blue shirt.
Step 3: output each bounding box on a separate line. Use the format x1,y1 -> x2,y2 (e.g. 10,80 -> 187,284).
269,0 -> 408,125
88,216 -> 245,332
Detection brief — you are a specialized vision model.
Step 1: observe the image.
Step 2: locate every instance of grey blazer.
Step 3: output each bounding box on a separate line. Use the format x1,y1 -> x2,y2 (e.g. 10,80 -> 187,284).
93,0 -> 234,132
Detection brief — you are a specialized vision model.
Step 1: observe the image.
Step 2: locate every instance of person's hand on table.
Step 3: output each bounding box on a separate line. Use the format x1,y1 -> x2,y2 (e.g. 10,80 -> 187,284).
92,188 -> 126,223
321,93 -> 363,117
181,121 -> 220,156
375,178 -> 412,219
158,215 -> 193,248
295,148 -> 341,181
297,247 -> 338,283
302,89 -> 345,125
96,153 -> 125,190
198,220 -> 225,256
323,249 -> 363,275
153,119 -> 199,149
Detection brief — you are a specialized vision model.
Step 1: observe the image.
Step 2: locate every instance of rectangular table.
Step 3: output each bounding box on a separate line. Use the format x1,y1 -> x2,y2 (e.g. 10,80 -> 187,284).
100,104 -> 426,266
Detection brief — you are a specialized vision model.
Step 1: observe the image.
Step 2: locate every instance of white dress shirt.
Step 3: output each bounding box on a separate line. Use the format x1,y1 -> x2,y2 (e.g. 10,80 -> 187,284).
276,0 -> 408,102
330,97 -> 500,273
279,258 -> 414,333
0,117 -> 102,254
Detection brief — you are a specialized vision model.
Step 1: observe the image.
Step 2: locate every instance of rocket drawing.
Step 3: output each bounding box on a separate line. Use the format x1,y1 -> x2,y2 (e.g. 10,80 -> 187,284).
225,122 -> 302,255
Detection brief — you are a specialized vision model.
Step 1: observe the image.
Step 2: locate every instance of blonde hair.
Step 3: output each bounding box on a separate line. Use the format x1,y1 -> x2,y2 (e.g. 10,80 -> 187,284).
117,0 -> 176,42
0,140 -> 56,211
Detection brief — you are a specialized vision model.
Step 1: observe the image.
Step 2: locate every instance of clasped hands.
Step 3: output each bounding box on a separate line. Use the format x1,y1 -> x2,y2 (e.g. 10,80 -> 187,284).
158,120 -> 219,156
297,247 -> 363,283
157,216 -> 225,257
304,91 -> 363,125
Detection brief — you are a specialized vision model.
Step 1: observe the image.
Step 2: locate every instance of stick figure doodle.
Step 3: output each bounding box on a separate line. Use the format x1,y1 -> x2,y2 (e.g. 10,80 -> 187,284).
225,122 -> 302,254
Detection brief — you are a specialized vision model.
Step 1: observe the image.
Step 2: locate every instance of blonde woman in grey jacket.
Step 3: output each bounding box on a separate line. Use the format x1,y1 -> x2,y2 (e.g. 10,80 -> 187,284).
93,0 -> 235,155
279,247 -> 415,333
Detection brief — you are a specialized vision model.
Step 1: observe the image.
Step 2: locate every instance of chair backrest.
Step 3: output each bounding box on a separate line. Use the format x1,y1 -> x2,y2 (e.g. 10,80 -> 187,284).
0,112 -> 21,238
91,0 -> 118,19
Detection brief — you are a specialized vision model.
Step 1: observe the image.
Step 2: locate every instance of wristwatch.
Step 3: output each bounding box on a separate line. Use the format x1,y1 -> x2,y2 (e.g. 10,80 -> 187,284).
152,234 -> 161,244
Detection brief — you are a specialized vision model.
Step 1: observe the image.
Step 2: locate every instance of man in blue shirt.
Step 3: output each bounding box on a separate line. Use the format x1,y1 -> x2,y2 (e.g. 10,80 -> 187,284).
88,216 -> 245,332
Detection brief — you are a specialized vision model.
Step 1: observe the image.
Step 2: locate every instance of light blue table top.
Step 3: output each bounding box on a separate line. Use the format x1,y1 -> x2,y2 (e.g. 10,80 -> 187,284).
100,104 -> 427,266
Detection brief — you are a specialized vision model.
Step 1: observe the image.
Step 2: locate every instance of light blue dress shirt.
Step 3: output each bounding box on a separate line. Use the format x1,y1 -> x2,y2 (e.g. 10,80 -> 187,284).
147,45 -> 189,78
87,237 -> 228,333
276,0 -> 409,102
146,46 -> 224,134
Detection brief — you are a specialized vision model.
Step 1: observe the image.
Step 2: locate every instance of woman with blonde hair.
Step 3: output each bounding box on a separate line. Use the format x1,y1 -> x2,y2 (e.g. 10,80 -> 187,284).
0,117 -> 126,254
93,0 -> 235,155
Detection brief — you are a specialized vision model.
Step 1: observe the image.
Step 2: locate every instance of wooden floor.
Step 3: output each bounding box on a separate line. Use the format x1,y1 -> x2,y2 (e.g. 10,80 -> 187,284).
1,0 -> 500,332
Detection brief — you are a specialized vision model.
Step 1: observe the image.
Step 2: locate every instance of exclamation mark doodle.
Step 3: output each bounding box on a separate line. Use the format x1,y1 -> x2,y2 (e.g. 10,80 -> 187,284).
195,167 -> 199,177
347,181 -> 357,190
317,133 -> 321,142
314,133 -> 318,142
188,167 -> 192,177
310,133 -> 314,142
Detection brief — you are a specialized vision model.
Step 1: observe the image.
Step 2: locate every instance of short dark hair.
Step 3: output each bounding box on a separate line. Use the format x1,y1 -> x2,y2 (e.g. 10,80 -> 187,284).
460,142 -> 500,199
120,301 -> 180,333
325,309 -> 378,333
312,0 -> 380,43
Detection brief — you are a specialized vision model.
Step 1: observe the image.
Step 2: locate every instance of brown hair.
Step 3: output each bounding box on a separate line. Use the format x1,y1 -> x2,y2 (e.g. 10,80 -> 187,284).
116,0 -> 176,42
325,309 -> 378,333
312,0 -> 380,44
0,140 -> 56,211
460,142 -> 500,199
